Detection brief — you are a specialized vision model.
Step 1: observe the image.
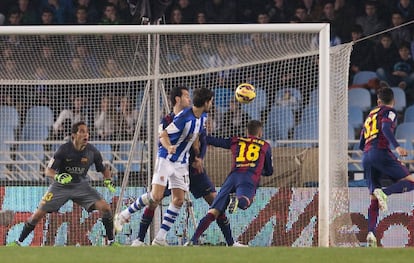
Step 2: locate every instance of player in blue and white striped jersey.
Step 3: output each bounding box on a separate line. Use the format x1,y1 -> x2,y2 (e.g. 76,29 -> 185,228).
150,87 -> 213,245
114,87 -> 214,246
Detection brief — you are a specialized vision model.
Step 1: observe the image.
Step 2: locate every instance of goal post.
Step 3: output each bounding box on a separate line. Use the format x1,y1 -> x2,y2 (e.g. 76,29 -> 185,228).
0,24 -> 354,247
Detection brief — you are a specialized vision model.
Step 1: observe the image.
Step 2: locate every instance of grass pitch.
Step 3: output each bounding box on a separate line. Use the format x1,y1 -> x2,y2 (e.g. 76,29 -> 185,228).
1,246 -> 414,263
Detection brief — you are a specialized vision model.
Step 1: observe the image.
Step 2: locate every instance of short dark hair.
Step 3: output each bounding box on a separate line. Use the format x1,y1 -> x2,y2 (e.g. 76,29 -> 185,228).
247,120 -> 263,136
351,24 -> 363,34
377,87 -> 394,105
192,87 -> 214,107
169,85 -> 189,107
71,121 -> 87,134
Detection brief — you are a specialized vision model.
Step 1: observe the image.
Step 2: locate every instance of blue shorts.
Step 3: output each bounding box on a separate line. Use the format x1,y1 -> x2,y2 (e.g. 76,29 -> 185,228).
363,149 -> 410,194
210,172 -> 256,213
162,167 -> 216,199
189,167 -> 216,199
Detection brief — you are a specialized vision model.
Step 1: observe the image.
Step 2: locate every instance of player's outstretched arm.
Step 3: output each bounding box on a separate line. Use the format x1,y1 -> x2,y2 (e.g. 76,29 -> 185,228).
206,135 -> 232,149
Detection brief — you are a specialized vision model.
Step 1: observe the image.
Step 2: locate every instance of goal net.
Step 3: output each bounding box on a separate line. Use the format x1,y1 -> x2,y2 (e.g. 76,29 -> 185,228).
0,24 -> 354,247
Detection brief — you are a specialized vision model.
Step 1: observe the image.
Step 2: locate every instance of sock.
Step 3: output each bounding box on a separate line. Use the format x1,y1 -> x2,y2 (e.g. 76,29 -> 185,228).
216,213 -> 234,246
367,199 -> 379,234
155,203 -> 180,241
138,207 -> 155,241
18,222 -> 36,242
383,180 -> 414,195
102,211 -> 114,241
126,192 -> 151,215
191,212 -> 215,244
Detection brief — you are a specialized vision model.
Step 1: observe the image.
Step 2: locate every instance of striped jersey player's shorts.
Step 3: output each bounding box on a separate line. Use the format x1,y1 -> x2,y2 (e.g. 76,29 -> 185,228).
152,157 -> 189,192
39,182 -> 103,212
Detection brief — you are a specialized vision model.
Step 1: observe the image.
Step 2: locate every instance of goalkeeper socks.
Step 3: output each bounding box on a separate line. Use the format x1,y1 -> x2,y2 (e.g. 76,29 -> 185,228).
216,214 -> 234,246
137,207 -> 155,241
191,212 -> 215,244
102,212 -> 115,241
155,203 -> 180,240
383,180 -> 414,195
367,199 -> 379,233
18,222 -> 36,242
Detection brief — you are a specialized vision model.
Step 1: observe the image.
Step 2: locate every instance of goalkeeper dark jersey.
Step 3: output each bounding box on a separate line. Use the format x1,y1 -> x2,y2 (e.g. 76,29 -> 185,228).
47,141 -> 105,183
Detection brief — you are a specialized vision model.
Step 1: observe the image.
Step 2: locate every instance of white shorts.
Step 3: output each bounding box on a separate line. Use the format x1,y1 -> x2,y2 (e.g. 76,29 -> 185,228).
152,157 -> 189,192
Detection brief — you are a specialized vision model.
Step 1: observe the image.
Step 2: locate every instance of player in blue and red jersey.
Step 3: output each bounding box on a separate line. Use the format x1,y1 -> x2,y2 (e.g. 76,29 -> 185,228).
360,86 -> 414,247
187,120 -> 273,246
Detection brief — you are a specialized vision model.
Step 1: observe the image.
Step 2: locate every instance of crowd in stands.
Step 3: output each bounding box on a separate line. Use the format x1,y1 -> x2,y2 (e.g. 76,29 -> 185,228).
1,0 -> 414,140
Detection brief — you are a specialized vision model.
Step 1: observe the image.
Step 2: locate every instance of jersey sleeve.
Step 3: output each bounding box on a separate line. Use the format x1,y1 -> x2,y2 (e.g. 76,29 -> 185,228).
206,135 -> 232,149
199,129 -> 207,159
262,146 -> 274,176
358,127 -> 366,151
382,109 -> 399,149
93,147 -> 106,172
47,146 -> 64,171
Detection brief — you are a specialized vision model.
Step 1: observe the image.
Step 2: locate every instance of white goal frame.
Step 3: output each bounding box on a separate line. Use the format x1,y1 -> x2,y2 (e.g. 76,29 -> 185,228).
0,24 -> 332,247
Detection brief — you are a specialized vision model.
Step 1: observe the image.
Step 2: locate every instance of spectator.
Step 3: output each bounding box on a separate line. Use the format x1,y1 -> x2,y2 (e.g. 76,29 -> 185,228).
73,41 -> 98,77
256,12 -> 270,24
218,98 -> 250,137
299,0 -> 322,21
168,7 -> 183,24
39,0 -> 74,24
389,11 -> 411,48
332,0 -> 357,42
266,0 -> 293,23
374,33 -> 399,77
73,0 -> 99,24
94,95 -> 121,140
107,0 -> 130,22
100,57 -> 125,78
117,96 -> 139,140
69,56 -> 91,78
99,3 -> 123,25
396,0 -> 414,22
292,4 -> 310,22
173,0 -> 196,23
195,11 -> 207,24
17,0 -> 38,25
39,7 -> 55,25
53,94 -> 89,140
6,8 -> 22,25
377,42 -> 414,104
72,6 -> 91,25
37,42 -> 60,78
355,1 -> 386,39
349,24 -> 376,82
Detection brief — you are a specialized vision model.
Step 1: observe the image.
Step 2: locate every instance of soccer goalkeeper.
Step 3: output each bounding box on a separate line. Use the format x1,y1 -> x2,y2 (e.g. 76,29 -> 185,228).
7,121 -> 118,246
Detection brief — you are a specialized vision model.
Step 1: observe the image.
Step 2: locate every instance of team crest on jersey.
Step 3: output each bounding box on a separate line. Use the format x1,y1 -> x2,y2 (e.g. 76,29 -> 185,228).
81,157 -> 88,164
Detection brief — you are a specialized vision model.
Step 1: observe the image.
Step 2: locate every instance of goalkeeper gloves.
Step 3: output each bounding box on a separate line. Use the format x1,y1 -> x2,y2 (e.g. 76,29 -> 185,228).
104,179 -> 116,193
54,173 -> 73,184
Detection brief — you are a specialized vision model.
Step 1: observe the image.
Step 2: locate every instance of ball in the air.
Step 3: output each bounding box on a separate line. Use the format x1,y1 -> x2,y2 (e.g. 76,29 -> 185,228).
235,83 -> 256,104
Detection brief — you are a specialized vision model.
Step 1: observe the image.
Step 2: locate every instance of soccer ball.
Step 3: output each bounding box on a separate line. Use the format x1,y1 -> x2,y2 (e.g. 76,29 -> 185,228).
235,83 -> 256,104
